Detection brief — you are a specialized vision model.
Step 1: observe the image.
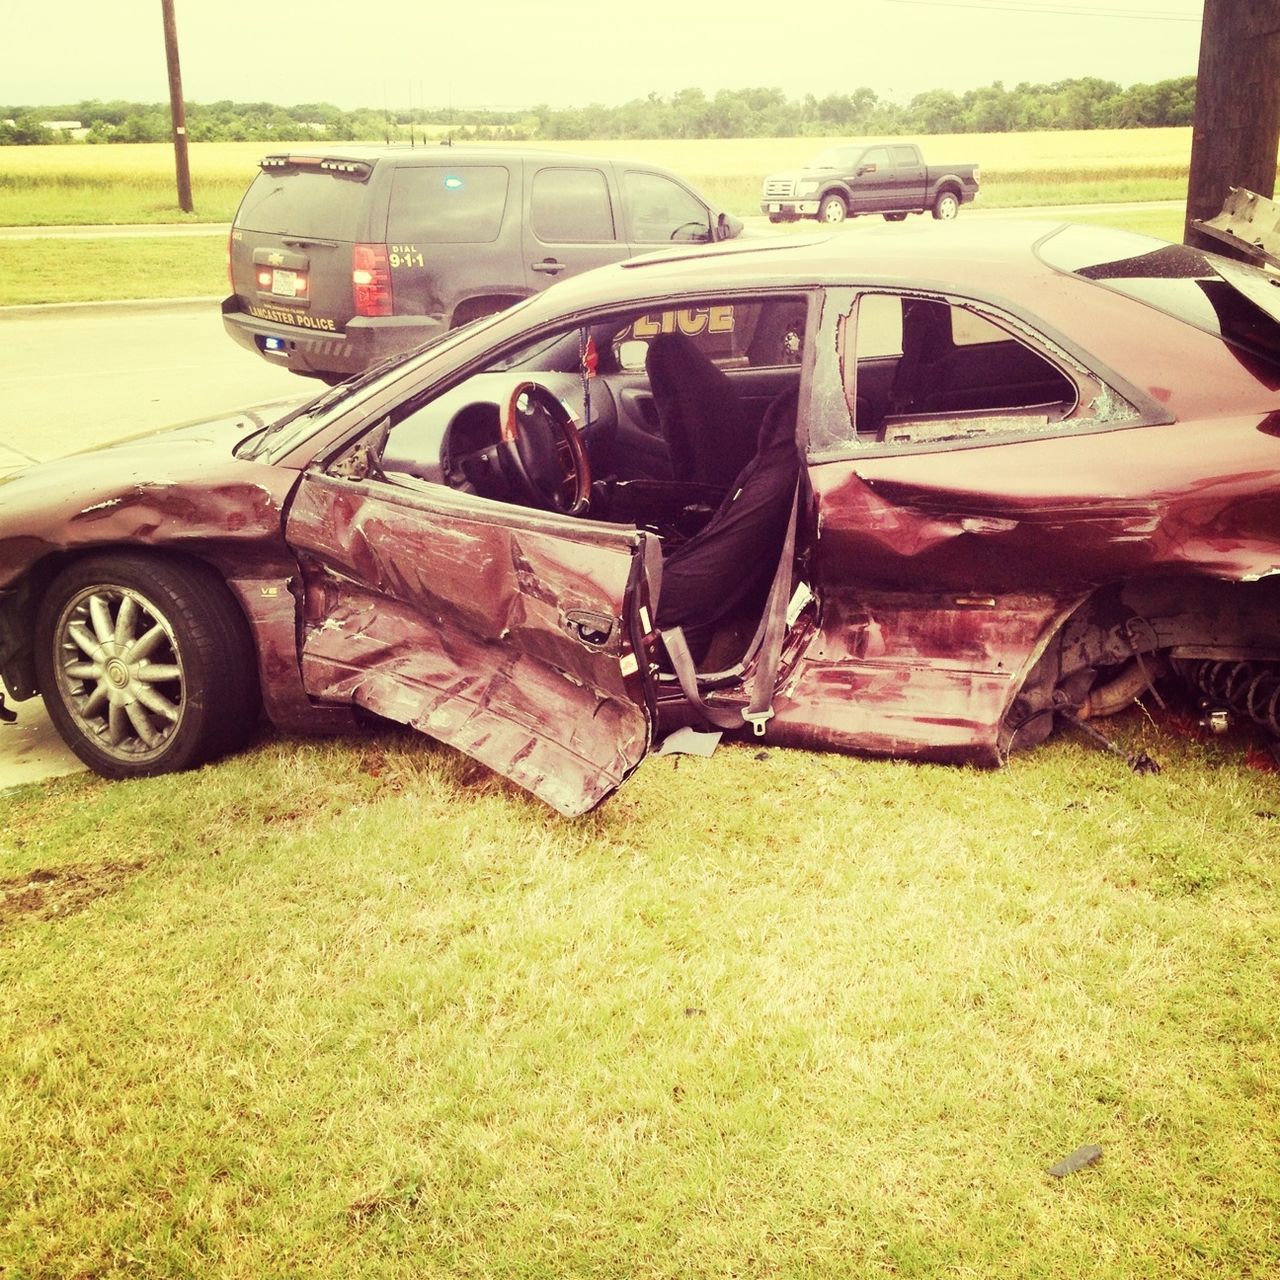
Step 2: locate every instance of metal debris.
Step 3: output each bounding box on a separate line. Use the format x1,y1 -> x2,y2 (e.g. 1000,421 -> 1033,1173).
1047,1144 -> 1103,1179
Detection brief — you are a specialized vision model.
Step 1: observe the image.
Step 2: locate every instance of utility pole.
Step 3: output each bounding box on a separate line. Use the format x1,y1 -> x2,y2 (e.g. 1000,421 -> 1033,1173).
160,0 -> 194,213
1183,0 -> 1280,257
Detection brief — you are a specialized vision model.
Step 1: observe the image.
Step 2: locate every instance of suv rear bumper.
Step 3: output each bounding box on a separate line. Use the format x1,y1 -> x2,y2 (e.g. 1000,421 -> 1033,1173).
221,299 -> 445,378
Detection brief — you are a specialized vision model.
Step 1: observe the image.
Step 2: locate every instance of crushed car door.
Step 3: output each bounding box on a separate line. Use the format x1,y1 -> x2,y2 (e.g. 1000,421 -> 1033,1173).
283,470 -> 660,816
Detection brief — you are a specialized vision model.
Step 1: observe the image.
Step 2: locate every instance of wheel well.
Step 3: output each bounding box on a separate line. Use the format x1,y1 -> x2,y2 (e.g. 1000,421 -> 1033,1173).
1001,576 -> 1280,756
0,547 -> 254,704
450,295 -> 523,328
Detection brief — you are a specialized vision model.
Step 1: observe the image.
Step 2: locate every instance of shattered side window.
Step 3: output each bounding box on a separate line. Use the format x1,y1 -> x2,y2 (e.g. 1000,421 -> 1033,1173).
835,290 -> 1138,450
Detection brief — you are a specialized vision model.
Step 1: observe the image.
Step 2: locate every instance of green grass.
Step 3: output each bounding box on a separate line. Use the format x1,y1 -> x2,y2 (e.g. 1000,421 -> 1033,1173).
0,235 -> 225,305
2,708 -> 1279,1277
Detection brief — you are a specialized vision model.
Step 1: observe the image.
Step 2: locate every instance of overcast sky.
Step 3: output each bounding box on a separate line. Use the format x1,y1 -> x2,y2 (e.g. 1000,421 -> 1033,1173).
7,0 -> 1205,112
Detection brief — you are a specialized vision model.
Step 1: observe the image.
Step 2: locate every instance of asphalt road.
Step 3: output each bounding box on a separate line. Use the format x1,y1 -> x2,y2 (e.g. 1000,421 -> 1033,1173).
0,300 -> 303,790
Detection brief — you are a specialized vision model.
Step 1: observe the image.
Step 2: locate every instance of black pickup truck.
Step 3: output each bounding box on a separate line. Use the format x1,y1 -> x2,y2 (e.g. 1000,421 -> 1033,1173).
760,141 -> 980,224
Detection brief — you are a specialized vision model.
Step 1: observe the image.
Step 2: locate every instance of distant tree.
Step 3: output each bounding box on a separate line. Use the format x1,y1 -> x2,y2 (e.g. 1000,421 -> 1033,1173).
0,113 -> 54,144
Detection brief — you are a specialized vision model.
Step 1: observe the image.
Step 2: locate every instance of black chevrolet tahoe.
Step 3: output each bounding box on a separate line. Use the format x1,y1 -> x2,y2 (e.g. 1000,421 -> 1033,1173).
223,145 -> 743,380
761,141 -> 979,225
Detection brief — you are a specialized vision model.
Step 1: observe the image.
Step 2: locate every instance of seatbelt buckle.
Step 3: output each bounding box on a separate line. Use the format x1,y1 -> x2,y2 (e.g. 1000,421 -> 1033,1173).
742,706 -> 774,737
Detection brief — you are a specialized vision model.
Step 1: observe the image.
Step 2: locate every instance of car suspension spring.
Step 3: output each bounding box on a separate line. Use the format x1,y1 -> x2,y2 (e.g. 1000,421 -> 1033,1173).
1172,658 -> 1280,737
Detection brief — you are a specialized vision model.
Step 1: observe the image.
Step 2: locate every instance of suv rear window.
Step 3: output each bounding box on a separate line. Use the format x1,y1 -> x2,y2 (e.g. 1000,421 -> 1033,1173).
387,165 -> 510,244
234,168 -> 367,240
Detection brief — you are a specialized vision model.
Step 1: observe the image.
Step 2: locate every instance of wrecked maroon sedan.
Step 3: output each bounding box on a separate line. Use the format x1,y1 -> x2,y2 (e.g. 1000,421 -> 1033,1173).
3,221 -> 1280,814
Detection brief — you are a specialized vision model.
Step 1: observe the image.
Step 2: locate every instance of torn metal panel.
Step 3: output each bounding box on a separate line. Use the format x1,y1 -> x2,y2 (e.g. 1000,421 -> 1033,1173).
1193,187 -> 1280,270
766,593 -> 1061,763
284,472 -> 654,816
224,576 -> 354,735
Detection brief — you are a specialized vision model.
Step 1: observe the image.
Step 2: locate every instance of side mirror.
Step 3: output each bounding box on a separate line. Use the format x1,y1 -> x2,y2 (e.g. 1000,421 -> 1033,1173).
857,163 -> 878,176
715,211 -> 744,242
616,339 -> 649,372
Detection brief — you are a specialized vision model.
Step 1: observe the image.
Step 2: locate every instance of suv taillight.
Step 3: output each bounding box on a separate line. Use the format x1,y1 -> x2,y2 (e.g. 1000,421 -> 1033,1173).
226,228 -> 233,290
353,243 -> 393,317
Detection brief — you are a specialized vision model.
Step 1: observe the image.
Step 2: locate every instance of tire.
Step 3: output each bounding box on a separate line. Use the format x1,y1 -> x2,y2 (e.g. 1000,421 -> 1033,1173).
34,554 -> 261,779
932,191 -> 960,220
768,214 -> 785,224
883,212 -> 908,222
818,194 -> 848,224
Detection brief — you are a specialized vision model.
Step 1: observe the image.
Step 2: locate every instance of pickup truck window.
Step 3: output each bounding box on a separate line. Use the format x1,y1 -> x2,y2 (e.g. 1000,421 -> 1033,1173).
531,167 -> 615,244
810,146 -> 860,169
891,145 -> 918,166
861,148 -> 890,170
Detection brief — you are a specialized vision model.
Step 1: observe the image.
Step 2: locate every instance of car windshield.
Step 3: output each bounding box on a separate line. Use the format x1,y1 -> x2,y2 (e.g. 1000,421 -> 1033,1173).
1037,223 -> 1280,364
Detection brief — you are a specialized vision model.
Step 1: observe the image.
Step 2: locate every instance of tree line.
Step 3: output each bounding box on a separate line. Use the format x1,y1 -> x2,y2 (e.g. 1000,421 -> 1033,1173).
1,75 -> 1196,146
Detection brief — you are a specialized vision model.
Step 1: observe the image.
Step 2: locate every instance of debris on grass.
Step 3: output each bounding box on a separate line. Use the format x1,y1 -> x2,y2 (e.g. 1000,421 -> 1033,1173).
1047,1144 -> 1103,1179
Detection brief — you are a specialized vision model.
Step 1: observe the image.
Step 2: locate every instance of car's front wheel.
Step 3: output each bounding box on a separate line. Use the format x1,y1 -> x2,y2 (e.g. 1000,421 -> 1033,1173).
818,194 -> 848,224
35,554 -> 261,779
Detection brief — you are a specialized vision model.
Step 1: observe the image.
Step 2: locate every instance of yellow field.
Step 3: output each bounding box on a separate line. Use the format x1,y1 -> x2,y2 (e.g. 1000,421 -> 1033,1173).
2,127 -> 1195,181
0,128 -> 1204,227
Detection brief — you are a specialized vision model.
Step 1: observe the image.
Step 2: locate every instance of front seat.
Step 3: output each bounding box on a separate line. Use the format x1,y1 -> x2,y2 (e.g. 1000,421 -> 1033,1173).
645,332 -> 758,489
655,388 -> 800,663
888,299 -> 952,417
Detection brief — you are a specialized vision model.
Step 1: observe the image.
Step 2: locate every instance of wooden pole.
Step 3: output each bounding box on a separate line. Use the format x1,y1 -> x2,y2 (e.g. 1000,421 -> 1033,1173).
1184,0 -> 1280,256
160,0 -> 194,213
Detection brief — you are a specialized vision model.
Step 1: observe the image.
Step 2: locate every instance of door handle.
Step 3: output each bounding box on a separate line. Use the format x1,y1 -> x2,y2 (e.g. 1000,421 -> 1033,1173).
563,609 -> 615,648
531,259 -> 567,275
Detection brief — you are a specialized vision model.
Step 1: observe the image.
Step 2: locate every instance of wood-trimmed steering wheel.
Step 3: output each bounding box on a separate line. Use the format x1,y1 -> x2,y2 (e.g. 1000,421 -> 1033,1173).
500,381 -> 591,516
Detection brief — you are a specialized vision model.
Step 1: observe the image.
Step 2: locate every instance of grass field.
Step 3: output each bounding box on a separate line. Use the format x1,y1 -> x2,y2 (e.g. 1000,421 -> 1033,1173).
3,707 -> 1279,1277
0,128 -> 1214,306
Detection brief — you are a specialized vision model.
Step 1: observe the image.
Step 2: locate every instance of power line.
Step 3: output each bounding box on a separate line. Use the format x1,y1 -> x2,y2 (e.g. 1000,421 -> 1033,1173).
884,0 -> 1201,20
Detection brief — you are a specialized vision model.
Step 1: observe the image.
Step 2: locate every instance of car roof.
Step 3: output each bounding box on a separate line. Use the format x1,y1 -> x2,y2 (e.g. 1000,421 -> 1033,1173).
534,219 -> 1070,311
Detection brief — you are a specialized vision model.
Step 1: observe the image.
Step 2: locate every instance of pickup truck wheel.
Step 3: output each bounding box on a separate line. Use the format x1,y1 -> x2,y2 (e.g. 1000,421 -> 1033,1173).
932,191 -> 960,220
883,212 -> 908,222
818,195 -> 848,224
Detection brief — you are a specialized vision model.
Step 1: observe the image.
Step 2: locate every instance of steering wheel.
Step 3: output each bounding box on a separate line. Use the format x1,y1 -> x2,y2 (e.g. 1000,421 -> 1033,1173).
669,219 -> 709,241
501,381 -> 591,516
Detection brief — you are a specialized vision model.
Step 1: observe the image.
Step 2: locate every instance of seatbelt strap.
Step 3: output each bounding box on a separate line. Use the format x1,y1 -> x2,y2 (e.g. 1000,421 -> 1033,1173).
662,482 -> 800,737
